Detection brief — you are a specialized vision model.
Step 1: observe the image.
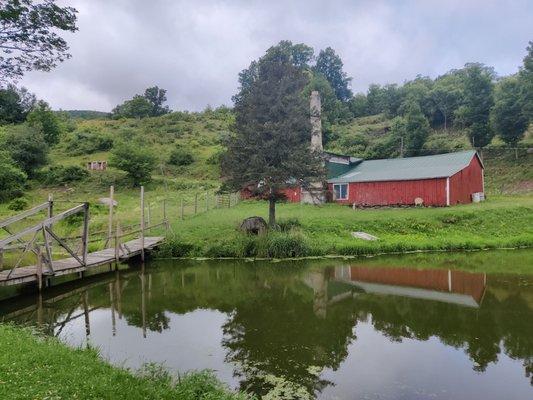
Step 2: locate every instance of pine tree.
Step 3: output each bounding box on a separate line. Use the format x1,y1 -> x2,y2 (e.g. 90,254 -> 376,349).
222,45 -> 323,226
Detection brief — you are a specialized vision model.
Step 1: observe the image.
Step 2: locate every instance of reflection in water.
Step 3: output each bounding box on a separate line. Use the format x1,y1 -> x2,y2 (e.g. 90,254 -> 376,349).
0,254 -> 532,400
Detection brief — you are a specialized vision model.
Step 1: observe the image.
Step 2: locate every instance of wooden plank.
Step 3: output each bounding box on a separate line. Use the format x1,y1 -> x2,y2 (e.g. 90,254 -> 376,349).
0,237 -> 164,286
0,203 -> 49,230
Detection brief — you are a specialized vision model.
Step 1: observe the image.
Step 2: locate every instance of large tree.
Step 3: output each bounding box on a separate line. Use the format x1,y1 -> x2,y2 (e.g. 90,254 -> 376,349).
26,99 -> 61,144
0,84 -> 35,123
430,73 -> 463,130
222,44 -> 323,226
0,0 -> 77,83
491,76 -> 528,146
144,86 -> 171,116
314,47 -> 352,102
454,63 -> 495,148
519,41 -> 533,122
1,124 -> 48,176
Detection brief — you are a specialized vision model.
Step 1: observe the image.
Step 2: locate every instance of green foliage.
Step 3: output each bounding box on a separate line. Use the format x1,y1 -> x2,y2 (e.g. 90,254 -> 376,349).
454,63 -> 495,147
1,124 -> 48,176
0,325 -> 251,400
112,95 -> 153,119
0,84 -> 35,123
112,87 -> 171,119
7,197 -> 28,211
491,76 -> 529,146
519,41 -> 533,121
401,100 -> 431,156
0,0 -> 78,82
65,127 -> 114,155
314,47 -> 352,102
26,100 -> 62,145
276,217 -> 301,232
0,150 -> 26,202
110,142 -> 156,186
168,147 -> 194,166
44,165 -> 89,185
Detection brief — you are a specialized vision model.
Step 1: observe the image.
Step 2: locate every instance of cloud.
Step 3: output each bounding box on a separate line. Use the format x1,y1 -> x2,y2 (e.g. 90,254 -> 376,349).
18,0 -> 533,111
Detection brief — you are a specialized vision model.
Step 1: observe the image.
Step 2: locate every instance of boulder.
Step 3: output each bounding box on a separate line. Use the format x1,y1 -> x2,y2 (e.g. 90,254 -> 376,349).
239,216 -> 268,235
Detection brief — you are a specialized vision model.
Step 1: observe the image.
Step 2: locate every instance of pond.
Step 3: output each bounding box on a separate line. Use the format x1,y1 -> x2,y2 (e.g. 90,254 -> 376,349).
1,250 -> 532,400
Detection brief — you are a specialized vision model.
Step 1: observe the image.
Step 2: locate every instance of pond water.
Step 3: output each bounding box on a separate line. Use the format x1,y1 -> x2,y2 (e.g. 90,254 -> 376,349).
1,250 -> 532,400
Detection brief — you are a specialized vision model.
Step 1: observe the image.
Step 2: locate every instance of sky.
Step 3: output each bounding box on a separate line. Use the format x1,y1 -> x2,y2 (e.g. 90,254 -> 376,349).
18,0 -> 533,112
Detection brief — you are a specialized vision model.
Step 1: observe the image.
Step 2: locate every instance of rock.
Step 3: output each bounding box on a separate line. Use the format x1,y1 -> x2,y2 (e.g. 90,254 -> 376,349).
351,231 -> 378,241
98,197 -> 118,207
239,216 -> 268,235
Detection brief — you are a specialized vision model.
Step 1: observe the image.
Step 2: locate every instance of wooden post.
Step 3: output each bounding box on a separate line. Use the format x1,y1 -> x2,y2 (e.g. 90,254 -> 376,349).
140,186 -> 145,262
180,199 -> 184,220
37,246 -> 43,292
194,193 -> 198,214
81,203 -> 90,266
140,265 -> 146,338
46,193 -> 53,260
109,282 -> 116,336
106,186 -> 114,247
114,220 -> 121,263
147,202 -> 151,226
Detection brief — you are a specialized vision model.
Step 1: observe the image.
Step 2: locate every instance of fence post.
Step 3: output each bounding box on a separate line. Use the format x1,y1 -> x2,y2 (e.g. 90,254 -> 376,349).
37,246 -> 43,291
47,193 -> 54,257
114,220 -> 121,263
106,186 -> 114,247
180,199 -> 184,220
140,186 -> 145,262
81,203 -> 90,266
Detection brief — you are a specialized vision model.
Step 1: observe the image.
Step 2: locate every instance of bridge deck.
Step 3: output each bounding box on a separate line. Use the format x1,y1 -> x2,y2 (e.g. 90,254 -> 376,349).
0,237 -> 164,287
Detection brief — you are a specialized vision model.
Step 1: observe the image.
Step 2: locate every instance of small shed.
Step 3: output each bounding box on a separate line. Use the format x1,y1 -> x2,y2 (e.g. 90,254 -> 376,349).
327,150 -> 484,207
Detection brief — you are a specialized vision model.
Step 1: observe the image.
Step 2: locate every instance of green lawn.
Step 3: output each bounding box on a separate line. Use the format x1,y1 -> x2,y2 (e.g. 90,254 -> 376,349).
0,324 -> 251,400
160,195 -> 533,258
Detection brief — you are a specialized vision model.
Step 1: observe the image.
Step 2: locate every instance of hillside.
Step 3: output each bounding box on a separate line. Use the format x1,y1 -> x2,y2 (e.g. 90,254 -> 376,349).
20,110 -> 533,198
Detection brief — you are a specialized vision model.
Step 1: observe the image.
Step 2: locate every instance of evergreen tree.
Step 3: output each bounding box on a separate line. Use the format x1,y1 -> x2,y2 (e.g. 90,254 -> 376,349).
491,76 -> 528,146
222,44 -> 323,226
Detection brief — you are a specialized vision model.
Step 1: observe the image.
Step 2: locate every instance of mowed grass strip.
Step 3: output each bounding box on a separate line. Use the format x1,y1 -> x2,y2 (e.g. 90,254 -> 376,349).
160,195 -> 533,258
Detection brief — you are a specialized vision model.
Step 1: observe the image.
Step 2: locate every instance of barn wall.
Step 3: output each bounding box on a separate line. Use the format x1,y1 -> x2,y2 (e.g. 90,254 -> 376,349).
281,187 -> 301,203
449,156 -> 484,204
328,178 -> 447,206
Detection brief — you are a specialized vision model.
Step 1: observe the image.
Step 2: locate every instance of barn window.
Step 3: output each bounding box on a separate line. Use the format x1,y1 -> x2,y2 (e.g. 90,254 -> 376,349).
333,184 -> 348,200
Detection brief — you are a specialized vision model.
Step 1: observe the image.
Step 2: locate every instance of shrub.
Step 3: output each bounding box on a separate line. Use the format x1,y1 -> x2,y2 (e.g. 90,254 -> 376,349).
1,124 -> 48,176
66,128 -> 114,155
44,165 -> 89,185
156,238 -> 196,257
276,217 -> 301,232
0,151 -> 27,202
168,147 -> 194,166
26,100 -> 62,145
259,231 -> 310,258
110,142 -> 156,186
7,197 -> 28,211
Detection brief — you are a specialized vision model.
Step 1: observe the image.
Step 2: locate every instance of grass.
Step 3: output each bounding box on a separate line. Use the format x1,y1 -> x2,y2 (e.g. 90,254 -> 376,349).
0,324 -> 252,400
159,195 -> 533,259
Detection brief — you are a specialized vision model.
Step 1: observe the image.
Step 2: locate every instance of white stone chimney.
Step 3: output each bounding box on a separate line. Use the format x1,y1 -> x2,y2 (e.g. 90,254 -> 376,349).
310,91 -> 323,152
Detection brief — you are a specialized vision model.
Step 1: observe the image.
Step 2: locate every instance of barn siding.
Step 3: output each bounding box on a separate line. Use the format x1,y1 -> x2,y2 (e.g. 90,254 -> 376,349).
328,178 -> 447,206
449,156 -> 484,204
281,187 -> 301,203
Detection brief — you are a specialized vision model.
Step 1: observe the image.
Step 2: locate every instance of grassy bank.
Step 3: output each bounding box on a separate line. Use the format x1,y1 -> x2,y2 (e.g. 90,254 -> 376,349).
159,195 -> 533,259
0,324 -> 250,400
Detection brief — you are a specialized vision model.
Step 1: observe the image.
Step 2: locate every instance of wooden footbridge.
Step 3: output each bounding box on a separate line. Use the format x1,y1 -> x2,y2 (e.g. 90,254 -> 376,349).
0,186 -> 166,289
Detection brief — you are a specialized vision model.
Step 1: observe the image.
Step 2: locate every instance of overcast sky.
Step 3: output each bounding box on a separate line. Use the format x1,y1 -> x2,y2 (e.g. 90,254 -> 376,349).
18,0 -> 533,112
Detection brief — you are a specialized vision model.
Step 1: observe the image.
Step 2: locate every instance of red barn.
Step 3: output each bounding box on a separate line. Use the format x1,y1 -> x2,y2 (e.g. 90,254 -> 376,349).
327,150 -> 484,207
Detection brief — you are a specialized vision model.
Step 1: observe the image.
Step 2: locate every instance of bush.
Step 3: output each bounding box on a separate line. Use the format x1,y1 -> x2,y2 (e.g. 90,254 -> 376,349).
7,197 -> 28,211
110,142 -> 156,186
262,231 -> 310,258
1,124 -> 48,176
0,151 -> 27,202
276,217 -> 301,232
168,147 -> 194,166
66,128 -> 114,155
45,165 -> 89,185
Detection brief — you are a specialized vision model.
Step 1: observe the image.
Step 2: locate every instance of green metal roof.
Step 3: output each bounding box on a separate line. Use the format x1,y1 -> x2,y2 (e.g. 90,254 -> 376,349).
326,161 -> 352,179
328,150 -> 480,183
